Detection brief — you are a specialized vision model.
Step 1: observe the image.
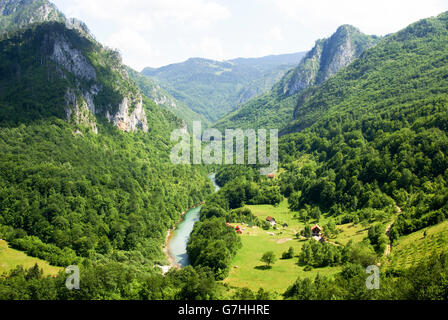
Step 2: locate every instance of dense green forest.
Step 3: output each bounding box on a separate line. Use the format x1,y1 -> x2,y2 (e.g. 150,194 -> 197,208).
0,118 -> 213,266
279,12 -> 448,239
1,0 -> 448,302
0,1 -> 214,297
215,11 -> 448,240
1,244 -> 447,300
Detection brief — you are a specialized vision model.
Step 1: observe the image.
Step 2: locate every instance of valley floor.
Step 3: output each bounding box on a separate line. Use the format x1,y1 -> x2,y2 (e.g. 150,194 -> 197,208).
222,200 -> 368,294
221,199 -> 448,297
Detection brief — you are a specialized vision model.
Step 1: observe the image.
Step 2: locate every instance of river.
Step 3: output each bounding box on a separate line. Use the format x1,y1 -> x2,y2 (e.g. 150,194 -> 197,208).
166,173 -> 220,268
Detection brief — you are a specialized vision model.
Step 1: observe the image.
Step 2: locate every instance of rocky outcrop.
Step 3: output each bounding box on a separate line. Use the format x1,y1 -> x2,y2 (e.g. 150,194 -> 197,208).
280,25 -> 380,96
1,1 -> 149,134
108,97 -> 148,133
0,0 -> 64,32
48,29 -> 148,133
64,88 -> 98,134
50,33 -> 96,81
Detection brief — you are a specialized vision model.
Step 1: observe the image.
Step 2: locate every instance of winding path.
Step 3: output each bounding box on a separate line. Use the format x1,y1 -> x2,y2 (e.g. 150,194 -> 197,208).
384,204 -> 402,256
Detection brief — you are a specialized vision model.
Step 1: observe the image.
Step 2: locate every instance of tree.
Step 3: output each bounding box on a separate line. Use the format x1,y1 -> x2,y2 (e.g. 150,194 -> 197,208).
302,224 -> 311,238
311,207 -> 321,222
233,287 -> 255,300
288,191 -> 302,211
282,247 -> 295,259
261,251 -> 277,268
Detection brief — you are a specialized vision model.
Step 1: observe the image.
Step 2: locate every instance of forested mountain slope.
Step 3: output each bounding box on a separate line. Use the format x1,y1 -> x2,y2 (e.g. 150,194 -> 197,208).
284,13 -> 448,135
215,25 -> 379,131
277,12 -> 448,238
126,67 -> 209,127
0,8 -> 213,270
208,13 -> 448,299
142,52 -> 306,122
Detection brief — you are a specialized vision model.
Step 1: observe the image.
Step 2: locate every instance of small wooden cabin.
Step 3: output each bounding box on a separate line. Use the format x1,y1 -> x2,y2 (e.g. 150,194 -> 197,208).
311,224 -> 323,237
266,216 -> 277,226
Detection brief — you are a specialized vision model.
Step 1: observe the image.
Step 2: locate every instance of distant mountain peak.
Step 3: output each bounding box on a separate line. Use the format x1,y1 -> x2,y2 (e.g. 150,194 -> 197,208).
0,0 -> 95,39
335,24 -> 359,33
0,0 -> 65,32
141,52 -> 306,122
278,24 -> 380,96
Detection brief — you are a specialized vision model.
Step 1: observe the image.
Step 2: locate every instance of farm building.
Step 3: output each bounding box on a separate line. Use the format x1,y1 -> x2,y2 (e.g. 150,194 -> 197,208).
266,216 -> 277,226
311,224 -> 324,242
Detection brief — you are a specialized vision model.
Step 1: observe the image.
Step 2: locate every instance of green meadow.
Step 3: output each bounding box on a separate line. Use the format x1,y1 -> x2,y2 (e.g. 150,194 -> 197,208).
385,221 -> 448,270
222,199 -> 357,294
222,223 -> 341,294
0,240 -> 61,276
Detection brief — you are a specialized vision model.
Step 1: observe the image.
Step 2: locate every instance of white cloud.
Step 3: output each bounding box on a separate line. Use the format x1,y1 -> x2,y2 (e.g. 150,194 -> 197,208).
195,37 -> 225,61
267,26 -> 284,41
241,44 -> 275,59
272,0 -> 447,35
106,28 -> 155,71
52,0 -> 448,68
55,0 -> 230,68
63,0 -> 229,31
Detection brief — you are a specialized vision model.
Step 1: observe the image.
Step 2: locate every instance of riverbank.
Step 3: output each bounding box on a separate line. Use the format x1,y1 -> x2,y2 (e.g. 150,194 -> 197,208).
162,202 -> 205,271
162,173 -> 219,272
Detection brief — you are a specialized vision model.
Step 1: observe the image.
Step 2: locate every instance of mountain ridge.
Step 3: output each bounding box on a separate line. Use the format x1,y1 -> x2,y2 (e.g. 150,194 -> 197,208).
142,52 -> 307,122
283,11 -> 448,135
0,0 -> 64,32
214,25 -> 380,131
0,21 -> 151,133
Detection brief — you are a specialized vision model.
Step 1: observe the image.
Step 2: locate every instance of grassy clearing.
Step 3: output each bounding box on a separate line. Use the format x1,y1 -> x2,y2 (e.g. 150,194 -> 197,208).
246,199 -> 368,242
0,240 -> 61,276
223,199 -> 351,294
246,200 -> 303,231
225,199 -> 387,295
333,223 -> 369,245
222,224 -> 341,294
385,221 -> 448,270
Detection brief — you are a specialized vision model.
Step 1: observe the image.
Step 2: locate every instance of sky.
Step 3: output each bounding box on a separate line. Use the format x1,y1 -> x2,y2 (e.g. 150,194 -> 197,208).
52,0 -> 448,71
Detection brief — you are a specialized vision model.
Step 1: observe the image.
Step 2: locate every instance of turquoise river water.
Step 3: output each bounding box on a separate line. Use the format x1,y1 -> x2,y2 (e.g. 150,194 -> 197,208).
167,173 -> 220,268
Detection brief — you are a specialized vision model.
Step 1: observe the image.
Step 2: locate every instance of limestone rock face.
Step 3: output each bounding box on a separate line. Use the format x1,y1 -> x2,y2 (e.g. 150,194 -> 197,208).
64,88 -> 99,134
1,1 -> 149,134
48,30 -> 148,133
281,25 -> 380,96
0,0 -> 64,32
50,33 -> 97,81
109,97 -> 148,133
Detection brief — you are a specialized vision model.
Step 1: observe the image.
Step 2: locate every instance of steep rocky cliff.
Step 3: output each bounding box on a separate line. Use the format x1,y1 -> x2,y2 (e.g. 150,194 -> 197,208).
0,0 -> 149,133
214,25 -> 380,131
278,25 -> 380,96
0,0 -> 64,32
